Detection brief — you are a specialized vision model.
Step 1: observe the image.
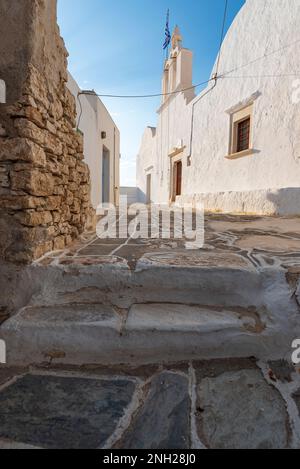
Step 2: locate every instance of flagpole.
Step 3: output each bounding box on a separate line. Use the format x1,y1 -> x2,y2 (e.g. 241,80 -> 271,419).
163,8 -> 171,61
167,8 -> 170,60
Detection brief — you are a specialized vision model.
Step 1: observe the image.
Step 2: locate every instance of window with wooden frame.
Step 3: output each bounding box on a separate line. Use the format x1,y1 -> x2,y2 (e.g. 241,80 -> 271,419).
227,103 -> 253,159
236,117 -> 250,153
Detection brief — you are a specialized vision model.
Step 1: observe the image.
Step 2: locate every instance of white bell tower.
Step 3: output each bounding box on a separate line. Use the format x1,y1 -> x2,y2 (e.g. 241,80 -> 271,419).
161,26 -> 194,104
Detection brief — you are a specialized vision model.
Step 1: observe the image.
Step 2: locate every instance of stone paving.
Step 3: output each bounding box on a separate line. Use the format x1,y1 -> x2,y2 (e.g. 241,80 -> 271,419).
35,213 -> 300,272
0,358 -> 300,449
1,213 -> 300,448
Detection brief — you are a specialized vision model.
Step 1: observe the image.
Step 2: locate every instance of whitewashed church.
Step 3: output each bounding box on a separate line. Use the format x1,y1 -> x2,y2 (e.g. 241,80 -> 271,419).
136,0 -> 300,215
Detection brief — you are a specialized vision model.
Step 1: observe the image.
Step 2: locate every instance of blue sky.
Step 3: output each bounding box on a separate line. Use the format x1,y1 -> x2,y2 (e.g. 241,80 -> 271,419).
57,0 -> 245,186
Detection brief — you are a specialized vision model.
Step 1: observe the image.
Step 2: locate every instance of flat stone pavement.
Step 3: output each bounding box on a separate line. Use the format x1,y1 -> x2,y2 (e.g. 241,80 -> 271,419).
0,358 -> 300,449
36,212 -> 300,273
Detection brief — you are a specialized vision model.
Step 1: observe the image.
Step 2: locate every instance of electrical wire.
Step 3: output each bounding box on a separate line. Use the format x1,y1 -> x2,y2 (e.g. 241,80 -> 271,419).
76,37 -> 300,103
78,0 -> 229,101
77,93 -> 83,131
220,73 -> 300,79
76,78 -> 216,129
78,78 -> 214,100
76,79 -> 214,129
75,8 -> 300,133
221,38 -> 300,77
186,0 -> 229,164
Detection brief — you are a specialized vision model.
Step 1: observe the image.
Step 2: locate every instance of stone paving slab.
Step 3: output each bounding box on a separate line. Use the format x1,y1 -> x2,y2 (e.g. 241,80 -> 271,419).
0,359 -> 299,449
115,371 -> 190,449
0,439 -> 40,449
292,388 -> 300,417
0,374 -> 136,449
268,360 -> 296,383
78,245 -> 118,256
197,369 -> 290,449
1,304 -> 123,366
136,250 -> 254,270
126,303 -> 253,332
0,367 -> 27,387
7,304 -> 120,325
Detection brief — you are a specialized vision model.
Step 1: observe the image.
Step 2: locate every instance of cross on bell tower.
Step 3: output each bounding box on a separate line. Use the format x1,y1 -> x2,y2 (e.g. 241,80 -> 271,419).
171,25 -> 182,51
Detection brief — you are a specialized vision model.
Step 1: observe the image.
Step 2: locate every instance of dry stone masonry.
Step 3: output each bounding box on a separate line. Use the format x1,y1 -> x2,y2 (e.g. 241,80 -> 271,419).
0,0 -> 94,263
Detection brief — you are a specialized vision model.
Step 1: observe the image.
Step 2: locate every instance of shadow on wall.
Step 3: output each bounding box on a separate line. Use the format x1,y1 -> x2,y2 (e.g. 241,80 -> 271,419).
115,187 -> 300,215
266,188 -> 300,216
120,187 -> 146,205
136,188 -> 147,204
162,187 -> 300,216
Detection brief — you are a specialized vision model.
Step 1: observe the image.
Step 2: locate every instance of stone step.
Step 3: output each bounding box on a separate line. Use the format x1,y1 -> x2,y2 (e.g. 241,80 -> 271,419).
6,255 -> 285,313
0,302 -> 293,366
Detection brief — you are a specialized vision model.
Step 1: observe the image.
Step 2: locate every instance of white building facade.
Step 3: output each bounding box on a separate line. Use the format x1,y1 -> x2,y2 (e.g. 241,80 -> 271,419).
67,74 -> 120,209
137,0 -> 300,215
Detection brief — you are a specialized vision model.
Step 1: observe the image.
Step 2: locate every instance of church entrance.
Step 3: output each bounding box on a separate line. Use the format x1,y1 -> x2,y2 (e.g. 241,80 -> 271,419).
102,147 -> 110,204
170,157 -> 183,203
175,160 -> 182,197
146,174 -> 152,204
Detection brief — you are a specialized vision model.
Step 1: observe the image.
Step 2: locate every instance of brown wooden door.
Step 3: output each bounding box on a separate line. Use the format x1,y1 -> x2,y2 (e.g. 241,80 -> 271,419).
175,161 -> 182,196
146,174 -> 151,204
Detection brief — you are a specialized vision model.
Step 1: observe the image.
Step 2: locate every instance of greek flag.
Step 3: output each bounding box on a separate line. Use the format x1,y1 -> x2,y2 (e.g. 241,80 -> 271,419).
163,9 -> 171,50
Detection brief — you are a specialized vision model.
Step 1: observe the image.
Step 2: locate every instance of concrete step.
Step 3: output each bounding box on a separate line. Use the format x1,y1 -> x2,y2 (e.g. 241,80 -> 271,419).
1,251 -> 300,365
3,253 -> 290,313
0,302 -> 296,366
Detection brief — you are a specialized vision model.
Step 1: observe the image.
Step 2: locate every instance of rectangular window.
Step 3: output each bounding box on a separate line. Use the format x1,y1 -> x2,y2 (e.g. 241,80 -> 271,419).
226,103 -> 253,159
237,117 -> 250,152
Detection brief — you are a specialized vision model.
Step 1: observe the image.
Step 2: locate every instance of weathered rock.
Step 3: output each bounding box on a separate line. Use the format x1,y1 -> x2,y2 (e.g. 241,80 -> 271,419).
117,371 -> 190,449
0,166 -> 9,187
52,211 -> 61,223
14,119 -> 63,156
21,226 -> 56,243
0,195 -> 45,210
10,169 -> 55,196
292,388 -> 300,421
9,106 -> 45,128
0,374 -> 136,449
53,236 -> 65,251
268,360 -> 295,383
0,124 -> 7,137
15,210 -> 53,227
0,138 -> 46,167
196,369 -> 290,449
31,241 -> 54,260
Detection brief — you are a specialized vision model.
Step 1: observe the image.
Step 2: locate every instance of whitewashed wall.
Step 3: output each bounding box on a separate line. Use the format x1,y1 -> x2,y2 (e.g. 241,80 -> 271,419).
119,186 -> 142,205
67,74 -> 120,209
136,126 -> 157,203
137,0 -> 300,215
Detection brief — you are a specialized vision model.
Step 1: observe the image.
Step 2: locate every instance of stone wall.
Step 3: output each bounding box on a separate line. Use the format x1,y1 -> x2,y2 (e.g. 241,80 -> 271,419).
0,0 -> 94,263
